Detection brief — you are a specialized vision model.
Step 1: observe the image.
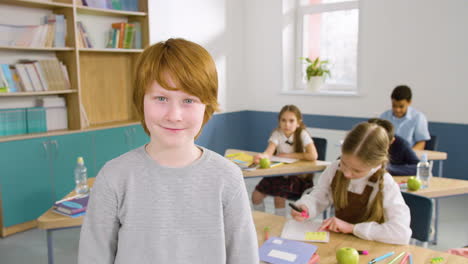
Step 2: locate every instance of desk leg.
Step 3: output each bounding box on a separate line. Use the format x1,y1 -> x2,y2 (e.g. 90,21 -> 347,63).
46,229 -> 54,264
432,198 -> 439,245
438,160 -> 444,178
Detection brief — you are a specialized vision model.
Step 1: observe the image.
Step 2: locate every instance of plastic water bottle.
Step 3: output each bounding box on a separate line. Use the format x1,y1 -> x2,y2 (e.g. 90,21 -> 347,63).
417,153 -> 432,188
74,157 -> 89,194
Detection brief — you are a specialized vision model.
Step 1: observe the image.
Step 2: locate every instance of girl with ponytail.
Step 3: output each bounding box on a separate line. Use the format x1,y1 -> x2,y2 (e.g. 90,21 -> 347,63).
291,122 -> 412,245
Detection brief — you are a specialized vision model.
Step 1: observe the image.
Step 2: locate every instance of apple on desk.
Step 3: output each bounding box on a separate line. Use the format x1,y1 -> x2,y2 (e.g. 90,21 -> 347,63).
336,247 -> 359,264
259,158 -> 271,169
407,176 -> 422,191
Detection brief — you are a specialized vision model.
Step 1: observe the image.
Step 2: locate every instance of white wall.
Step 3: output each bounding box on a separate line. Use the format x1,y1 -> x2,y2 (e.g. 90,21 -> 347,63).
243,0 -> 468,124
148,0 -> 247,112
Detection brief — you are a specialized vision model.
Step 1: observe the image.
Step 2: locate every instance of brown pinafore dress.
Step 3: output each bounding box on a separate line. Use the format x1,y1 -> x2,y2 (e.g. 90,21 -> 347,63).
331,172 -> 379,224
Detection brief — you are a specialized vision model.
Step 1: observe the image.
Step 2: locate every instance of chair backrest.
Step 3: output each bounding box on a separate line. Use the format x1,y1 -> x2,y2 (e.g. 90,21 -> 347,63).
312,137 -> 327,161
401,192 -> 433,243
424,134 -> 438,151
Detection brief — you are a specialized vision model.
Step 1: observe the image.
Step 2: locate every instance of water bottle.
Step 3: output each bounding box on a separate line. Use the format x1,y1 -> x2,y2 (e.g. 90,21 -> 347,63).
417,153 -> 431,188
74,157 -> 89,194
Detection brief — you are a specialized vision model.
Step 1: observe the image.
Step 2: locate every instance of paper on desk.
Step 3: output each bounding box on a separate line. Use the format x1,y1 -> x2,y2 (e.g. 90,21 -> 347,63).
271,156 -> 298,164
281,219 -> 329,243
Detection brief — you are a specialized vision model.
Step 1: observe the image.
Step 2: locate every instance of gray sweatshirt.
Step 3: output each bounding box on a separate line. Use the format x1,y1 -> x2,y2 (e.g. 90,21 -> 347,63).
78,146 -> 259,264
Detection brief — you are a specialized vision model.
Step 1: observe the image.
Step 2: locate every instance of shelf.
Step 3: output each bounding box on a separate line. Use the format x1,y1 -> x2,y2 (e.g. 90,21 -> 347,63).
0,90 -> 77,97
76,6 -> 147,17
0,45 -> 74,51
0,121 -> 141,143
0,0 -> 73,9
78,48 -> 143,53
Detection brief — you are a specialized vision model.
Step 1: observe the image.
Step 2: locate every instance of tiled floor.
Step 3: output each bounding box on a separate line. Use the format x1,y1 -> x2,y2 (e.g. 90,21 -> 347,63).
1,177 -> 467,264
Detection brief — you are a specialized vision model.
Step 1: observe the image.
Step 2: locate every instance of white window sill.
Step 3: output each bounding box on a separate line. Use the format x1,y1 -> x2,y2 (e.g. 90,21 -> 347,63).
280,89 -> 361,97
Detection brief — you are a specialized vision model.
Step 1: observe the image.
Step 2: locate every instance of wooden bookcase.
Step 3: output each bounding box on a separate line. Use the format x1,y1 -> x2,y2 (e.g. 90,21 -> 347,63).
0,0 -> 149,236
0,0 -> 149,142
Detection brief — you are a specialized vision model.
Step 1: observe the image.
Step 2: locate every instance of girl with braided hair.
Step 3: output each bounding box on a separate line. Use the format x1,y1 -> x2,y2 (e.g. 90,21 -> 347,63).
291,122 -> 412,245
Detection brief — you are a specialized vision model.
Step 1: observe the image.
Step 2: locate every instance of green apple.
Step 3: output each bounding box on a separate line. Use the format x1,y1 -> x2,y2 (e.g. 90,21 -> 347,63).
336,247 -> 359,264
407,176 -> 422,191
259,158 -> 271,169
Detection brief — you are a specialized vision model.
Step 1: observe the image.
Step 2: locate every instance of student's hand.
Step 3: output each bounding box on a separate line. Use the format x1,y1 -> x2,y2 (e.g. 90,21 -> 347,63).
254,153 -> 267,164
290,204 -> 309,222
319,217 -> 354,234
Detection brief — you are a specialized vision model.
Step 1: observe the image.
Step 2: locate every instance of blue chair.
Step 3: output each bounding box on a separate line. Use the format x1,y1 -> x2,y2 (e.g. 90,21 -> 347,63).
312,137 -> 327,161
425,134 -> 438,151
285,137 -> 327,201
401,192 -> 434,247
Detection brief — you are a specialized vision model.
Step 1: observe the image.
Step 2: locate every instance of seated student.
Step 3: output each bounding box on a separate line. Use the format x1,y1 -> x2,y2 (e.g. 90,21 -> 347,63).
291,122 -> 412,245
380,85 -> 430,150
368,118 -> 419,176
252,104 -> 318,216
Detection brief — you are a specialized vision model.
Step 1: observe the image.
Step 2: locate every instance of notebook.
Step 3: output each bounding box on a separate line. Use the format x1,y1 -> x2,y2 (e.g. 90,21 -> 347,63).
281,219 -> 330,243
259,237 -> 317,264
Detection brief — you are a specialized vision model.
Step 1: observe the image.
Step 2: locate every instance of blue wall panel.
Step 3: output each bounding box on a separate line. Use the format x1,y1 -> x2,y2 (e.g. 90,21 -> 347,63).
197,110 -> 467,180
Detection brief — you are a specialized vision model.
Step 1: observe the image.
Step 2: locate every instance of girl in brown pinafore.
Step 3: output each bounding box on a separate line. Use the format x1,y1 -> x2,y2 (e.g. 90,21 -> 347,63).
291,122 -> 412,245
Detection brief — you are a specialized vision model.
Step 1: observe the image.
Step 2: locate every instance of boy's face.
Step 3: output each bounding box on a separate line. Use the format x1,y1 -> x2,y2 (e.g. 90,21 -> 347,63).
391,99 -> 411,118
143,79 -> 206,149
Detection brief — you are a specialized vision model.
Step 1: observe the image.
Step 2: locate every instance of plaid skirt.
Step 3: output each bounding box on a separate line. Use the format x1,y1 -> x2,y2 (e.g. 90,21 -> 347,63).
255,174 -> 314,200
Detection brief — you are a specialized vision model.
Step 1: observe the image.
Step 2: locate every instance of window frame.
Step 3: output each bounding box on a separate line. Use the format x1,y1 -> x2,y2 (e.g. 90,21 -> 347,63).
294,0 -> 360,94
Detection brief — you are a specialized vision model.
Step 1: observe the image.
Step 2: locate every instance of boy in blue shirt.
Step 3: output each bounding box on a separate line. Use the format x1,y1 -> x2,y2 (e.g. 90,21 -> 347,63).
380,85 -> 430,150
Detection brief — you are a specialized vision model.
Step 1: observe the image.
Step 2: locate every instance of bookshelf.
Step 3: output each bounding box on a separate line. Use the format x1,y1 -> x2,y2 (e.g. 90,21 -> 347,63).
0,0 -> 149,236
0,0 -> 149,140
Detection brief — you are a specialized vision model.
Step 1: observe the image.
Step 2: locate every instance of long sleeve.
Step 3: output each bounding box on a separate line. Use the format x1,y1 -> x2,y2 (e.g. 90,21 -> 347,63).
295,162 -> 336,218
353,174 -> 412,245
78,169 -> 120,264
387,164 -> 417,176
223,184 -> 259,264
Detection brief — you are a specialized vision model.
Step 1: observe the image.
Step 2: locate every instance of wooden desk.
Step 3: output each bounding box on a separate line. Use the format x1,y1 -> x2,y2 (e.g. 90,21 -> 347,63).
37,178 -> 95,264
415,150 -> 447,178
253,211 -> 467,263
225,149 -> 330,178
394,176 -> 468,246
394,176 -> 468,198
415,150 -> 447,161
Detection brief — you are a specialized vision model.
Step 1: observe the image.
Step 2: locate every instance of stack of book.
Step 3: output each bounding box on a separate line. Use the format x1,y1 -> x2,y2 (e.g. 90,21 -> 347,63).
0,59 -> 71,93
53,194 -> 89,218
106,22 -> 141,49
77,0 -> 139,11
0,14 -> 67,48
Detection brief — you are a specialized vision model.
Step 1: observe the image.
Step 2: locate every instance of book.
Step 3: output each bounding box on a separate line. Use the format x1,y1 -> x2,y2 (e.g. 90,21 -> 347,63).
226,152 -> 254,169
281,219 -> 329,243
259,237 -> 317,264
1,64 -> 17,92
271,156 -> 298,164
111,22 -> 126,48
52,208 -> 86,218
122,23 -> 135,49
54,195 -> 89,215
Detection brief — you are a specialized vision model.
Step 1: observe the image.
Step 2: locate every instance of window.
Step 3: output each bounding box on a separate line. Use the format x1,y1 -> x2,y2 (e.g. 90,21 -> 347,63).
295,0 -> 359,94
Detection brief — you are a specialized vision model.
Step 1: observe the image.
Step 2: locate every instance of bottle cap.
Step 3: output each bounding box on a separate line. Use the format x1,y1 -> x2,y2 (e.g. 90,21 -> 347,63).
77,156 -> 84,165
422,153 -> 428,162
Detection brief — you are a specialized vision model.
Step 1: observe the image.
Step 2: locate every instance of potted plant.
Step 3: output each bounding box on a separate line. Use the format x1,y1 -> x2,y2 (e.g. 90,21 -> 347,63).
301,57 -> 331,91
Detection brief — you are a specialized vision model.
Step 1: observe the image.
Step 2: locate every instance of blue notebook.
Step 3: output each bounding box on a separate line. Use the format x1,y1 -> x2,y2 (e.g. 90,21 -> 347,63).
259,237 -> 317,264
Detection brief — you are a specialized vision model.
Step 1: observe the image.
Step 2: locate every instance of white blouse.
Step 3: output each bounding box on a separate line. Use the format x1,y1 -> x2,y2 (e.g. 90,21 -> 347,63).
296,160 -> 412,245
269,129 -> 313,154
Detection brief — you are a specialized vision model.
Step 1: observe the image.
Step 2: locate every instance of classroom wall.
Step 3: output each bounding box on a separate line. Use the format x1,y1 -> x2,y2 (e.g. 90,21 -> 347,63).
243,0 -> 468,124
148,0 -> 248,113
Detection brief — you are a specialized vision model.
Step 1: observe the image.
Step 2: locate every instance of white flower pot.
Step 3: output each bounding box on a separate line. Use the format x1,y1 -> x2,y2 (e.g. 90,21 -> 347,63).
307,76 -> 325,92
